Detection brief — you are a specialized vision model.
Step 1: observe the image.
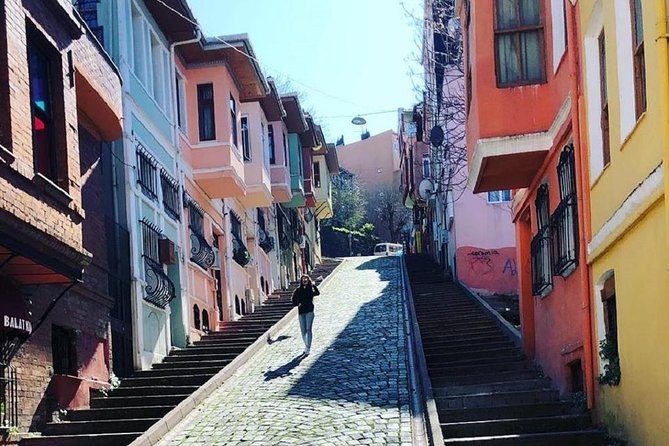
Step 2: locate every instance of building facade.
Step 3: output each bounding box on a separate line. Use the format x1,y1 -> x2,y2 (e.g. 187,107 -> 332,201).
460,0 -> 593,403
0,0 -> 123,434
579,1 -> 669,444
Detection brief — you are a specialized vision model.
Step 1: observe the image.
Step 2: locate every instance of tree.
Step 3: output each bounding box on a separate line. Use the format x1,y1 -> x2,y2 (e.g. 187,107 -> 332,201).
365,186 -> 412,243
326,168 -> 367,230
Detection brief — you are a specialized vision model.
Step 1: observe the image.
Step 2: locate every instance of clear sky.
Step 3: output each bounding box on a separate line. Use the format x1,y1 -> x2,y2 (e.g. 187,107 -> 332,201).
188,0 -> 423,144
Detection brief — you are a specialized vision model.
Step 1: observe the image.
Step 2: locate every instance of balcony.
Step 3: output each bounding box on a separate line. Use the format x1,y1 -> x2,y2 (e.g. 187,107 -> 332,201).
304,179 -> 317,208
467,86 -> 572,193
143,256 -> 176,309
270,165 -> 292,203
189,229 -> 215,270
190,142 -> 246,198
284,174 -> 305,208
314,183 -> 333,219
240,162 -> 273,208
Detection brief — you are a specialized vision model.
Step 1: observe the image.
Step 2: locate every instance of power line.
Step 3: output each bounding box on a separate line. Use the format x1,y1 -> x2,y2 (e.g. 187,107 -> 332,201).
320,109 -> 398,119
153,0 -> 368,109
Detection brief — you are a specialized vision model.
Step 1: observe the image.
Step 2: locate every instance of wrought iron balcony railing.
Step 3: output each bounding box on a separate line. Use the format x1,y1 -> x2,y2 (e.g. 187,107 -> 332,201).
143,256 -> 176,308
258,228 -> 274,253
190,228 -> 215,270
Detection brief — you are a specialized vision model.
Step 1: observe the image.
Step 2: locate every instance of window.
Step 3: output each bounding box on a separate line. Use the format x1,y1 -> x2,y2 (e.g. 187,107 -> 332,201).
189,201 -> 204,235
193,304 -> 200,330
630,0 -> 646,118
136,144 -> 158,199
131,3 -> 147,85
28,33 -> 60,182
241,116 -> 251,161
160,170 -> 180,221
283,132 -> 288,167
422,154 -> 431,178
601,275 -> 618,356
551,144 -> 578,274
52,326 -> 77,376
261,122 -> 266,164
140,218 -> 161,263
175,72 -> 187,132
531,184 -> 552,295
494,0 -> 546,86
197,83 -> 215,141
230,95 -> 238,147
551,0 -> 567,70
268,124 -> 276,164
73,0 -> 104,44
202,310 -> 209,332
150,33 -> 164,108
487,190 -> 512,203
230,212 -> 242,240
313,161 -> 321,188
599,31 -> 610,166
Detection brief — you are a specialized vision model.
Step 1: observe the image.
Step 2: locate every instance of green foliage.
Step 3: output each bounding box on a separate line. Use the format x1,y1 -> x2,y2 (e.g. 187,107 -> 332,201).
597,336 -> 621,386
326,169 -> 367,230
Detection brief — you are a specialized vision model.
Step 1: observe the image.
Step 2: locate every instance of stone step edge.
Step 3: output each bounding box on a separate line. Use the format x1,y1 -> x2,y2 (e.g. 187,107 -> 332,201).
126,259 -> 346,446
442,429 -> 604,443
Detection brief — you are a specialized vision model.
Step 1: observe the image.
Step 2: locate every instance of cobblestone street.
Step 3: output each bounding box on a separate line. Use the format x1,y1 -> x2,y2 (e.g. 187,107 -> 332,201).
157,256 -> 412,446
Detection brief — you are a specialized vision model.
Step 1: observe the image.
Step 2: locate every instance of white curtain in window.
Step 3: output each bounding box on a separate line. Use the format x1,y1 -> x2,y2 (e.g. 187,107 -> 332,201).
497,34 -> 520,83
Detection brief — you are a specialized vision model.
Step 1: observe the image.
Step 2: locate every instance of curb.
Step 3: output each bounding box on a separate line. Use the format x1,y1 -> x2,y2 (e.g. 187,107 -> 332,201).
129,259 -> 348,446
458,281 -> 522,348
400,256 -> 444,446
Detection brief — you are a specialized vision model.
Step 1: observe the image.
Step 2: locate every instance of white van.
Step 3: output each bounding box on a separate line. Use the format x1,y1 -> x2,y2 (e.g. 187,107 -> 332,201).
373,243 -> 404,257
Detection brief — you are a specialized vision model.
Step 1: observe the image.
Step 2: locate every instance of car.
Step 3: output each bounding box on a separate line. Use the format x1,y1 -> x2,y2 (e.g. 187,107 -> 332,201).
373,243 -> 404,257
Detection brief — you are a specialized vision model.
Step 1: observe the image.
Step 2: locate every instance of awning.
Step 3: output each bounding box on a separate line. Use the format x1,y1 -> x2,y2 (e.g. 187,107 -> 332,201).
0,279 -> 32,337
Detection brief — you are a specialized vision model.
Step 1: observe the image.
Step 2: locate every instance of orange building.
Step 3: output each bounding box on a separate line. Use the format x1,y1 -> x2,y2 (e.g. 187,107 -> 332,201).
461,0 -> 595,402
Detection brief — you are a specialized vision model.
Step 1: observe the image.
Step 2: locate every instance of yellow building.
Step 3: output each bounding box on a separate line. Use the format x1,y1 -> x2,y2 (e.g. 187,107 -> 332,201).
579,1 -> 669,444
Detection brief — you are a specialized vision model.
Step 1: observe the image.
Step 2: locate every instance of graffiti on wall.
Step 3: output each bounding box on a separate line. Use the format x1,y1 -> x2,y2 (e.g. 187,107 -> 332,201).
456,246 -> 518,295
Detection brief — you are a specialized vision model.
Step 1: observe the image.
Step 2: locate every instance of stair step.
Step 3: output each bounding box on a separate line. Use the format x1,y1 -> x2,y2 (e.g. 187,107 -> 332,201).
20,432 -> 142,446
433,378 -> 552,397
440,401 -> 575,423
435,389 -> 559,410
153,359 -> 232,369
132,368 -> 221,378
110,385 -> 200,397
431,370 -> 544,387
65,406 -> 173,422
163,353 -> 239,362
428,360 -> 535,378
90,394 -> 188,408
441,414 -> 592,438
120,368 -> 213,388
43,418 -> 160,436
442,429 -> 605,445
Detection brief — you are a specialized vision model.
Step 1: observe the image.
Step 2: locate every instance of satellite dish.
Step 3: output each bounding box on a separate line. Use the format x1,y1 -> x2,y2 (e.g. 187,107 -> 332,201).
351,116 -> 367,125
430,125 -> 444,147
418,179 -> 434,201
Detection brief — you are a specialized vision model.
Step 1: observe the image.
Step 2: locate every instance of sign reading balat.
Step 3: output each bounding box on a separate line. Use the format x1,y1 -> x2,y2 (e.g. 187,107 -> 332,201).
3,316 -> 32,335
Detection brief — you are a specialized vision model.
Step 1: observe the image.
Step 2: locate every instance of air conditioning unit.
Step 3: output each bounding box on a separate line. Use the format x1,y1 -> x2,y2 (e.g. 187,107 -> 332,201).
158,238 -> 176,265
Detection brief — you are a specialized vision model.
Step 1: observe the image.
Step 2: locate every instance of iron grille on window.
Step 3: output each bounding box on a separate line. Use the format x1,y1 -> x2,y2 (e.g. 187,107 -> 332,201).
0,363 -> 17,428
140,219 -> 176,308
531,184 -> 552,295
187,200 -> 214,269
160,170 -> 180,221
136,144 -> 158,200
551,144 -> 579,274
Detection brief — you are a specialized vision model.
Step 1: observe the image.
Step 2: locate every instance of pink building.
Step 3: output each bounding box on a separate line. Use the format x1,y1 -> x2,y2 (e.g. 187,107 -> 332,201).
336,130 -> 400,191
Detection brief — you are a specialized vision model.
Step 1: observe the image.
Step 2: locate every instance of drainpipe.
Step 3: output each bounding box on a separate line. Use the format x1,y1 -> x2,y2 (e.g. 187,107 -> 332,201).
169,29 -> 202,152
566,2 -> 596,409
657,0 -> 669,263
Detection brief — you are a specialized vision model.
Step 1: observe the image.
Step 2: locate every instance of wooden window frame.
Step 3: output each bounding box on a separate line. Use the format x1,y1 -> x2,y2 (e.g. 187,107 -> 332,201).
493,0 -> 547,87
598,31 -> 610,166
630,0 -> 646,119
241,116 -> 251,161
197,83 -> 215,141
601,275 -> 619,356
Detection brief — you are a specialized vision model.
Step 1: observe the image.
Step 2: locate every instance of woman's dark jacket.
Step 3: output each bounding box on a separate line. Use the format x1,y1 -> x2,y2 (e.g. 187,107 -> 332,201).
292,284 -> 320,314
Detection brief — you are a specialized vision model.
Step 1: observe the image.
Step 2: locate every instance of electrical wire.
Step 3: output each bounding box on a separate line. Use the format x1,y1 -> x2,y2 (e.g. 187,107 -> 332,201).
153,0 -> 368,109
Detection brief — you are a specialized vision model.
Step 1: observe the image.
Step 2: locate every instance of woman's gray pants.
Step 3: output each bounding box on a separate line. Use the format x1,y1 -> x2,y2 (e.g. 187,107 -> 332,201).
298,311 -> 315,351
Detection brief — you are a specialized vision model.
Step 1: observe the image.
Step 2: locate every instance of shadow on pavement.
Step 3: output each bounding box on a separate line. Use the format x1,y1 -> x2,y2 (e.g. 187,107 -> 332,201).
267,335 -> 293,345
285,256 -> 405,408
264,354 -> 307,381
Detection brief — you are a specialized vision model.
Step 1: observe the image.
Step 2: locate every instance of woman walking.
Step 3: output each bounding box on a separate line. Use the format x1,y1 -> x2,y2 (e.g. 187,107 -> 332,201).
292,274 -> 320,355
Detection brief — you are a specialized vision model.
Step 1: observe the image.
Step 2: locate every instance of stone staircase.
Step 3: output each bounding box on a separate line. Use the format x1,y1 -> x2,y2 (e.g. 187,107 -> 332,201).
21,260 -> 340,446
406,255 -> 606,446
